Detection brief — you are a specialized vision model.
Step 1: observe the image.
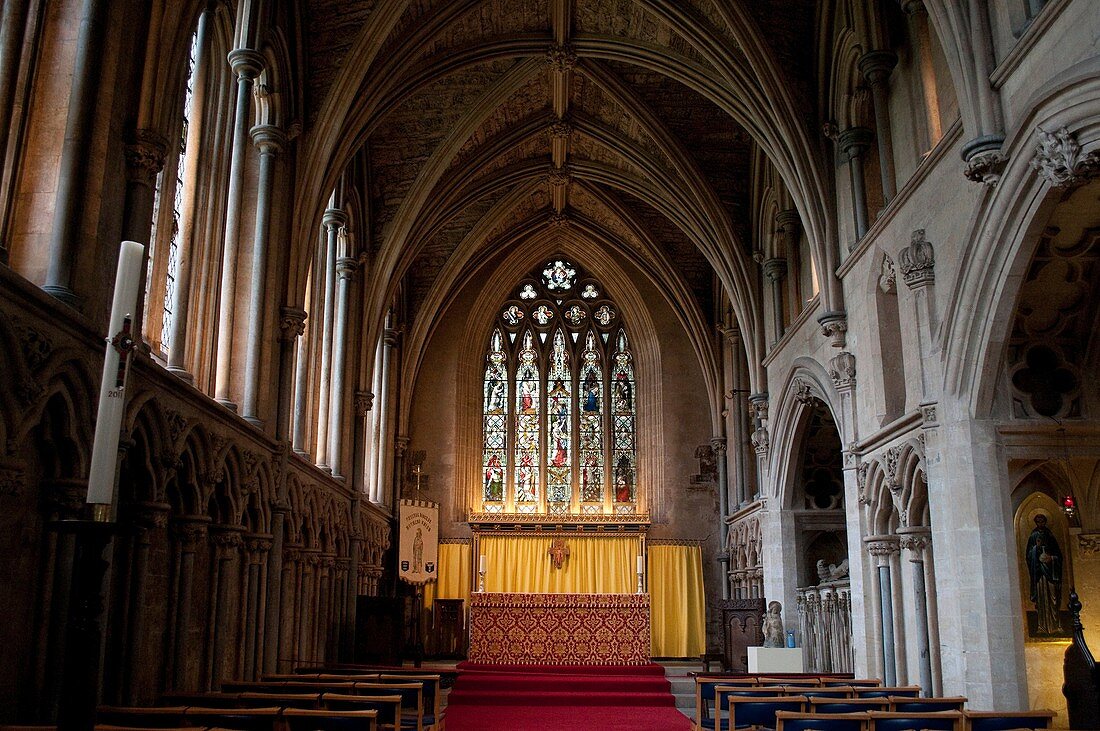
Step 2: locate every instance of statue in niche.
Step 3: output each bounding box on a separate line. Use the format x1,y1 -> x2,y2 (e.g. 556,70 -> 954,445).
762,600 -> 785,648
691,444 -> 718,485
1026,514 -> 1064,635
816,558 -> 850,583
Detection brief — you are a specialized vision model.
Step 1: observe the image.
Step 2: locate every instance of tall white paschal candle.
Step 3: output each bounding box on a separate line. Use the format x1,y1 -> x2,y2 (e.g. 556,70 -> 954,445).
637,555 -> 645,574
479,555 -> 487,573
86,241 -> 145,511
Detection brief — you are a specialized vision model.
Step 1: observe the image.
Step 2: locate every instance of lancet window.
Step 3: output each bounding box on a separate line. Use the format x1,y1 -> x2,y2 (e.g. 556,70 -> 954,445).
480,259 -> 636,515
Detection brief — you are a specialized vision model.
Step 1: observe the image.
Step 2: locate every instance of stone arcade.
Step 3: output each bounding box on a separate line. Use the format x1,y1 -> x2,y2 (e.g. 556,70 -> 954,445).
0,0 -> 1098,724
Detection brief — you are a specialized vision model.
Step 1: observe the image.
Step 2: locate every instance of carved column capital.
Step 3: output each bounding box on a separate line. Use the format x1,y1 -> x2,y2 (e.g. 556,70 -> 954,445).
133,501 -> 171,534
336,256 -> 358,281
355,390 -> 375,416
710,437 -> 728,455
211,526 -> 245,557
718,325 -> 741,344
899,229 -> 935,288
171,517 -> 210,549
124,129 -> 168,184
279,306 -> 307,342
228,47 -> 265,79
858,50 -> 898,85
898,529 -> 931,560
250,124 -> 286,154
1030,126 -> 1100,189
322,207 -> 348,230
762,258 -> 788,282
837,126 -> 874,159
829,351 -> 857,390
865,535 -> 901,565
962,134 -> 1007,185
817,311 -> 848,348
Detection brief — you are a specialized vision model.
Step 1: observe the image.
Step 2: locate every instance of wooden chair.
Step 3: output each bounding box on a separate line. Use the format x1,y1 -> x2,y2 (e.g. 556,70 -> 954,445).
775,710 -> 870,731
237,692 -> 322,709
808,698 -> 891,714
322,693 -> 402,730
157,691 -> 242,707
96,706 -> 189,728
795,686 -> 854,698
283,708 -> 380,731
719,685 -> 793,698
854,687 -> 922,699
723,695 -> 808,731
352,682 -> 430,731
868,710 -> 964,731
761,677 -> 823,686
889,696 -> 966,713
377,674 -> 443,730
182,705 -> 281,731
963,710 -> 1055,731
823,679 -> 882,687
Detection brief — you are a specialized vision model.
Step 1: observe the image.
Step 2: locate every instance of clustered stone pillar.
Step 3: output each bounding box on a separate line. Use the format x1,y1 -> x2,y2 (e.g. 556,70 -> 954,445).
352,391 -> 374,493
121,502 -> 169,703
241,533 -> 271,680
775,210 -> 802,313
242,125 -> 286,425
867,536 -> 900,686
315,207 -> 345,471
0,2 -> 31,252
291,313 -> 312,454
122,131 -> 167,343
43,0 -> 110,306
712,436 -> 730,600
837,127 -> 874,243
900,1 -> 941,150
262,496 -> 289,675
168,517 -> 209,689
367,338 -> 384,501
859,51 -> 898,202
900,530 -> 934,696
762,258 -> 787,345
276,308 -> 307,442
721,326 -> 748,507
214,46 -> 265,409
206,526 -> 243,690
377,323 -> 399,505
165,7 -> 213,382
328,255 -> 358,478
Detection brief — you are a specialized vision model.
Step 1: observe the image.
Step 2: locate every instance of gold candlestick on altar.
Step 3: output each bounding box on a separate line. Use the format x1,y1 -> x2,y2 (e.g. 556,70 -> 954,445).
478,554 -> 487,592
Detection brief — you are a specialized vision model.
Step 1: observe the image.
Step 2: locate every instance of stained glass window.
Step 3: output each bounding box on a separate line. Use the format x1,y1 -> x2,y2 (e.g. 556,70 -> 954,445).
483,329 -> 508,507
611,330 -> 636,504
481,259 -> 637,514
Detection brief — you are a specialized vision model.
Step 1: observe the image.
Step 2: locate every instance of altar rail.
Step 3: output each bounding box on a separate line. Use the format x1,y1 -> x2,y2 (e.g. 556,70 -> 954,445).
468,592 -> 651,665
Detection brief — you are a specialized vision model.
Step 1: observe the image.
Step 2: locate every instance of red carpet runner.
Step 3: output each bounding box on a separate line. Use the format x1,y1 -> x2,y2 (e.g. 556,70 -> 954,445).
445,662 -> 692,730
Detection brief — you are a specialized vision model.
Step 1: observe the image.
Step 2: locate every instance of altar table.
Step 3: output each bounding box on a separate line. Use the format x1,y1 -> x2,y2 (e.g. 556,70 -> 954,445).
468,592 -> 651,665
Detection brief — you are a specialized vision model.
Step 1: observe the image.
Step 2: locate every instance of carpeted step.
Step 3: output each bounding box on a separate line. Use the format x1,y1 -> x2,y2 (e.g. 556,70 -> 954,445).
452,673 -> 671,693
455,661 -> 667,676
446,689 -> 678,707
445,703 -> 692,730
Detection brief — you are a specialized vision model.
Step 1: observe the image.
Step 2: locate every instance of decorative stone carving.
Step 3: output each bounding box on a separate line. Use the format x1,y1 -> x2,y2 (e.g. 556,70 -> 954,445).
172,518 -> 209,548
546,44 -> 577,71
899,229 -> 935,288
546,167 -> 571,187
355,390 -> 374,416
963,146 -> 1007,186
1030,127 -> 1100,188
548,120 -> 572,140
13,321 -> 53,369
899,533 -> 929,555
829,351 -> 856,389
818,311 -> 848,348
751,425 -> 770,454
866,537 -> 900,557
793,377 -> 815,405
1077,534 -> 1100,555
165,409 -> 189,444
920,402 -> 937,426
548,212 -> 570,228
816,558 -> 850,582
123,129 -> 168,184
762,600 -> 785,647
710,437 -> 728,456
879,254 -> 897,293
279,307 -> 307,341
762,258 -> 787,282
856,462 -> 871,504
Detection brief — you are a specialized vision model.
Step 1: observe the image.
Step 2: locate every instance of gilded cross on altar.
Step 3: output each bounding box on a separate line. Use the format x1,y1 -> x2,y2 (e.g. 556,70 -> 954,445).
548,537 -> 570,569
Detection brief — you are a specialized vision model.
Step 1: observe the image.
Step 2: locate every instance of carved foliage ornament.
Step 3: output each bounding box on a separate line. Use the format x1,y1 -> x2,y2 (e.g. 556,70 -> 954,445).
1030,126 -> 1100,189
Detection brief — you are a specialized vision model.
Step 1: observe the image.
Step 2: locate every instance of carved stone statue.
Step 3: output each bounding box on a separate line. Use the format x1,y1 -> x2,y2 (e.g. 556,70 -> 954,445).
816,558 -> 850,583
762,600 -> 785,648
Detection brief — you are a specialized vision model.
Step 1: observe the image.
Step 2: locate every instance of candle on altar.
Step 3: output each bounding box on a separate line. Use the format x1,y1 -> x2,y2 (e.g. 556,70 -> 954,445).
479,554 -> 487,573
86,240 -> 145,513
637,555 -> 645,574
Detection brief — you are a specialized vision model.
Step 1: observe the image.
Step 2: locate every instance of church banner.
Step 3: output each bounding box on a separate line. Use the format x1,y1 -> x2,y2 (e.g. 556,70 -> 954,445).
398,499 -> 439,584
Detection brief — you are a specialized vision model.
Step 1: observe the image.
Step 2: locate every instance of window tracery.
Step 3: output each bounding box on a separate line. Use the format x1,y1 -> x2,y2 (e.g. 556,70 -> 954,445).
481,259 -> 635,515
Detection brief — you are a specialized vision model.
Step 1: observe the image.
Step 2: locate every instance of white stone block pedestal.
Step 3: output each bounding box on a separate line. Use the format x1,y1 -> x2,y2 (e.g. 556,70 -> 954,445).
747,646 -> 804,673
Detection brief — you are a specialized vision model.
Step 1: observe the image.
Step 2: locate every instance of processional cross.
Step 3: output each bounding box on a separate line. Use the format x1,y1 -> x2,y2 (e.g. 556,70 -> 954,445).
548,537 -> 570,569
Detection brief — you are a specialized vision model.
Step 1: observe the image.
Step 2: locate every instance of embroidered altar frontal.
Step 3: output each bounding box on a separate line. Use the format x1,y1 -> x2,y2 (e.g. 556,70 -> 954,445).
469,592 -> 651,664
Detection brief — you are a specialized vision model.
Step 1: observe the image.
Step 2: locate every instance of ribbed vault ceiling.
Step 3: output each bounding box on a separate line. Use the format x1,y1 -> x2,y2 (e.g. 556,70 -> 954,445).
296,0 -> 822,388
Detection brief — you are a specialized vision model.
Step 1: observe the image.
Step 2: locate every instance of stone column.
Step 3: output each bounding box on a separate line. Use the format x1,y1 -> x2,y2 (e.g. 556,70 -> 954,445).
375,322 -> 398,506
900,529 -> 934,696
276,309 -> 307,442
123,502 -> 169,703
901,1 -> 939,151
859,51 -> 899,202
0,1 -> 30,229
775,210 -> 803,313
712,437 -> 730,599
367,338 -> 385,501
762,258 -> 787,345
867,536 -> 900,686
241,125 -> 286,426
837,127 -> 874,243
291,314 -> 312,454
899,230 -> 937,401
328,255 -> 358,478
315,208 -> 344,470
165,7 -> 213,382
169,517 -> 208,689
243,534 -> 271,679
720,326 -> 748,507
352,391 -> 374,493
213,47 -> 265,409
122,131 -> 167,344
207,527 -> 243,690
749,393 -> 769,498
43,0 -> 110,306
262,496 -> 289,675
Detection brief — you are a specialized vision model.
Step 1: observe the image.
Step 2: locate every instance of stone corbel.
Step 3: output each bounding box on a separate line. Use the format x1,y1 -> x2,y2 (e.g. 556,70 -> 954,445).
829,351 -> 856,390
1077,534 -> 1100,555
962,135 -> 1007,186
1030,126 -> 1100,189
818,311 -> 848,348
899,230 -> 935,288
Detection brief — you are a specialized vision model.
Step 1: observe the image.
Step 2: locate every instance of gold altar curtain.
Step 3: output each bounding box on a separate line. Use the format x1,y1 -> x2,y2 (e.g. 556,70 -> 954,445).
481,535 -> 638,594
423,542 -> 471,611
648,544 -> 706,657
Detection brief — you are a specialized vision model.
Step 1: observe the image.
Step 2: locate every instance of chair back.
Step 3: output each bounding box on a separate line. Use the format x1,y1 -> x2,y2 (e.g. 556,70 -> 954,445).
761,677 -> 822,686
963,710 -> 1055,731
726,695 -> 808,729
775,710 -> 869,731
157,691 -> 241,707
238,692 -> 321,709
797,687 -> 854,698
889,696 -> 966,713
183,705 -> 281,731
824,679 -> 881,687
855,686 -> 921,699
282,708 -> 379,731
808,698 -> 890,714
97,706 -> 188,728
322,693 -> 401,726
719,685 -> 791,698
868,710 -> 963,731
